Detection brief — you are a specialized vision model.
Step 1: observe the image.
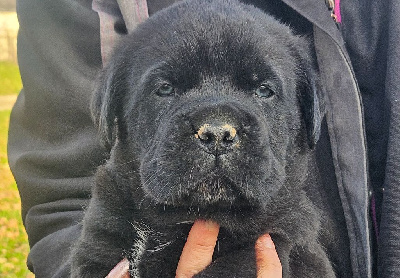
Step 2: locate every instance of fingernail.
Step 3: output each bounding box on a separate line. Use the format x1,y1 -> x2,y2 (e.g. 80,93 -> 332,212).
204,219 -> 220,230
258,234 -> 275,249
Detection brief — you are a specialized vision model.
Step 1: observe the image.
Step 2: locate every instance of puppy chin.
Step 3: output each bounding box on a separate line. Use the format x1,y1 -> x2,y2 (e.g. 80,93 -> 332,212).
150,201 -> 262,232
140,176 -> 265,231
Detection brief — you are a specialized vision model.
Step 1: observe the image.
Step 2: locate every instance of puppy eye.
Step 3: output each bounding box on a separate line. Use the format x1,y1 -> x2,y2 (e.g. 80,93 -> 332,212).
156,83 -> 175,96
255,84 -> 275,98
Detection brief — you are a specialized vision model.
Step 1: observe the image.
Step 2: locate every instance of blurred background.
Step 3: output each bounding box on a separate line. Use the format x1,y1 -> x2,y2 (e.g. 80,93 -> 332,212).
0,0 -> 33,277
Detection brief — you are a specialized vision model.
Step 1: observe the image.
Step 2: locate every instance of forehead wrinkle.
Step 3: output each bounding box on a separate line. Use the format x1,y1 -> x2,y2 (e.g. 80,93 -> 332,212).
140,61 -> 172,83
146,26 -> 296,97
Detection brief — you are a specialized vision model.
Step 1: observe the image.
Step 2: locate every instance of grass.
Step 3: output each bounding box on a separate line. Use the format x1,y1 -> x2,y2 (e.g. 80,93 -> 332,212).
0,61 -> 22,96
0,87 -> 33,276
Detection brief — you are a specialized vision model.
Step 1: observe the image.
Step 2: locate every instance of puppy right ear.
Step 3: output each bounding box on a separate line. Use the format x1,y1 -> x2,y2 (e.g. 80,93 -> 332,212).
91,60 -> 125,148
291,37 -> 324,149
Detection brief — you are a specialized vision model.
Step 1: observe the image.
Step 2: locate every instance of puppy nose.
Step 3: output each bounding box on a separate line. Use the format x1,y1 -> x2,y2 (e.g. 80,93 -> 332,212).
195,123 -> 238,154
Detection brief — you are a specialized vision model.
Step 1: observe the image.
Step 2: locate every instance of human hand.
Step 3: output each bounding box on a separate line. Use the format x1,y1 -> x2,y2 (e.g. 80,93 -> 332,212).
175,220 -> 220,278
106,220 -> 218,278
254,234 -> 282,278
176,220 -> 282,278
107,220 -> 282,278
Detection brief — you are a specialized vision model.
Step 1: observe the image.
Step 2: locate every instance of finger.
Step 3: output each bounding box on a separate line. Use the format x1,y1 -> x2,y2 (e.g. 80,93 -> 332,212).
255,234 -> 282,278
106,258 -> 130,278
176,219 -> 220,278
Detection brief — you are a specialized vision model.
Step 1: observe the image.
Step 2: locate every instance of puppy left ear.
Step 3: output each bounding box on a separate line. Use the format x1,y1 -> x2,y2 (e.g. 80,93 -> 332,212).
295,45 -> 324,149
91,56 -> 127,148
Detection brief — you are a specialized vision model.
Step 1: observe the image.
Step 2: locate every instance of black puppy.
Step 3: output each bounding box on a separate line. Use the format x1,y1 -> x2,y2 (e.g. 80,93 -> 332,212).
71,0 -> 352,277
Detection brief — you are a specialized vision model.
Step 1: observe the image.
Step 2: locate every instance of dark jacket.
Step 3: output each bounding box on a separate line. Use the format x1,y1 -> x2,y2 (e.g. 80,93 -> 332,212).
8,0 -> 399,277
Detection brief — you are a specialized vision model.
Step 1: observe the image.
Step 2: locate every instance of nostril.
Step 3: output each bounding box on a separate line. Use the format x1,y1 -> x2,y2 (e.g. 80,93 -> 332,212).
223,131 -> 235,143
221,124 -> 237,144
197,132 -> 214,144
195,124 -> 213,142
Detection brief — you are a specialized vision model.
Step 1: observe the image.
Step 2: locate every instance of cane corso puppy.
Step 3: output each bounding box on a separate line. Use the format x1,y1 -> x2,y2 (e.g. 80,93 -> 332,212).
71,0 -> 352,277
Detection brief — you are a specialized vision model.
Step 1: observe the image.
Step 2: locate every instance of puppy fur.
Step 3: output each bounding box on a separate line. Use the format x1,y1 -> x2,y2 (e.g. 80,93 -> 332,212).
71,0 -> 352,277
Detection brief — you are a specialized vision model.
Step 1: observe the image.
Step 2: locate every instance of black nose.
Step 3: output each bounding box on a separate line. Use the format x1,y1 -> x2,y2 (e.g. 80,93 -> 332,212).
195,123 -> 239,154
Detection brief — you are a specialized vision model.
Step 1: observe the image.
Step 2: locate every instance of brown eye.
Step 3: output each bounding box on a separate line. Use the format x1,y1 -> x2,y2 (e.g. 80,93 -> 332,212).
157,83 -> 175,96
255,84 -> 275,98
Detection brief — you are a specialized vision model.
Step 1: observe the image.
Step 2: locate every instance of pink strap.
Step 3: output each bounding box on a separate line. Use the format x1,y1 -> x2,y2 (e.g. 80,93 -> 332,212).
92,0 -> 149,65
334,0 -> 341,23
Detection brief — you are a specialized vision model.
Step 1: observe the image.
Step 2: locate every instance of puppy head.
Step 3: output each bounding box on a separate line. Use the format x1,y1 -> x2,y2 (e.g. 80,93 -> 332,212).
91,0 -> 322,228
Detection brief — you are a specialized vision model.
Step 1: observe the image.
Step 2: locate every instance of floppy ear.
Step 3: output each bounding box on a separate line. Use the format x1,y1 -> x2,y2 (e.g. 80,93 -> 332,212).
299,66 -> 323,148
91,58 -> 127,148
295,44 -> 324,149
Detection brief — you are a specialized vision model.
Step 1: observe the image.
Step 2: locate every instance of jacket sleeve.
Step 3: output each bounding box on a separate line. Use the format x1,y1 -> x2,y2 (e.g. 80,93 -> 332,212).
8,0 -> 106,276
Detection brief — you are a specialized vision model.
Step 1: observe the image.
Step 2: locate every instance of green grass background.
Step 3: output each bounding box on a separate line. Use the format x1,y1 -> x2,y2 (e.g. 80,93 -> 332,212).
0,61 -> 33,277
0,61 -> 22,96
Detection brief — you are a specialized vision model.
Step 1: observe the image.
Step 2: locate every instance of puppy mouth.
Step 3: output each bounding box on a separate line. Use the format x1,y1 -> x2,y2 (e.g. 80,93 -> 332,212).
153,173 -> 259,220
155,198 -> 258,224
179,172 -> 242,204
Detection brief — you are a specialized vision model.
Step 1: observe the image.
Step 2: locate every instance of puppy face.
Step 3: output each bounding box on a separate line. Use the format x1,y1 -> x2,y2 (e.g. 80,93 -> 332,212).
92,0 -> 321,229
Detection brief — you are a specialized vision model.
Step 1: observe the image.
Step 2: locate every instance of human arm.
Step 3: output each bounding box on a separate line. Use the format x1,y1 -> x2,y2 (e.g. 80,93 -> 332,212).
176,221 -> 282,278
8,0 -> 105,276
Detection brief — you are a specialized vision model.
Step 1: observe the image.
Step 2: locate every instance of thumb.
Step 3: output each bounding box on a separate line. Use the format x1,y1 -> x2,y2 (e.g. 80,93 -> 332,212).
255,234 -> 282,278
176,219 -> 220,278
